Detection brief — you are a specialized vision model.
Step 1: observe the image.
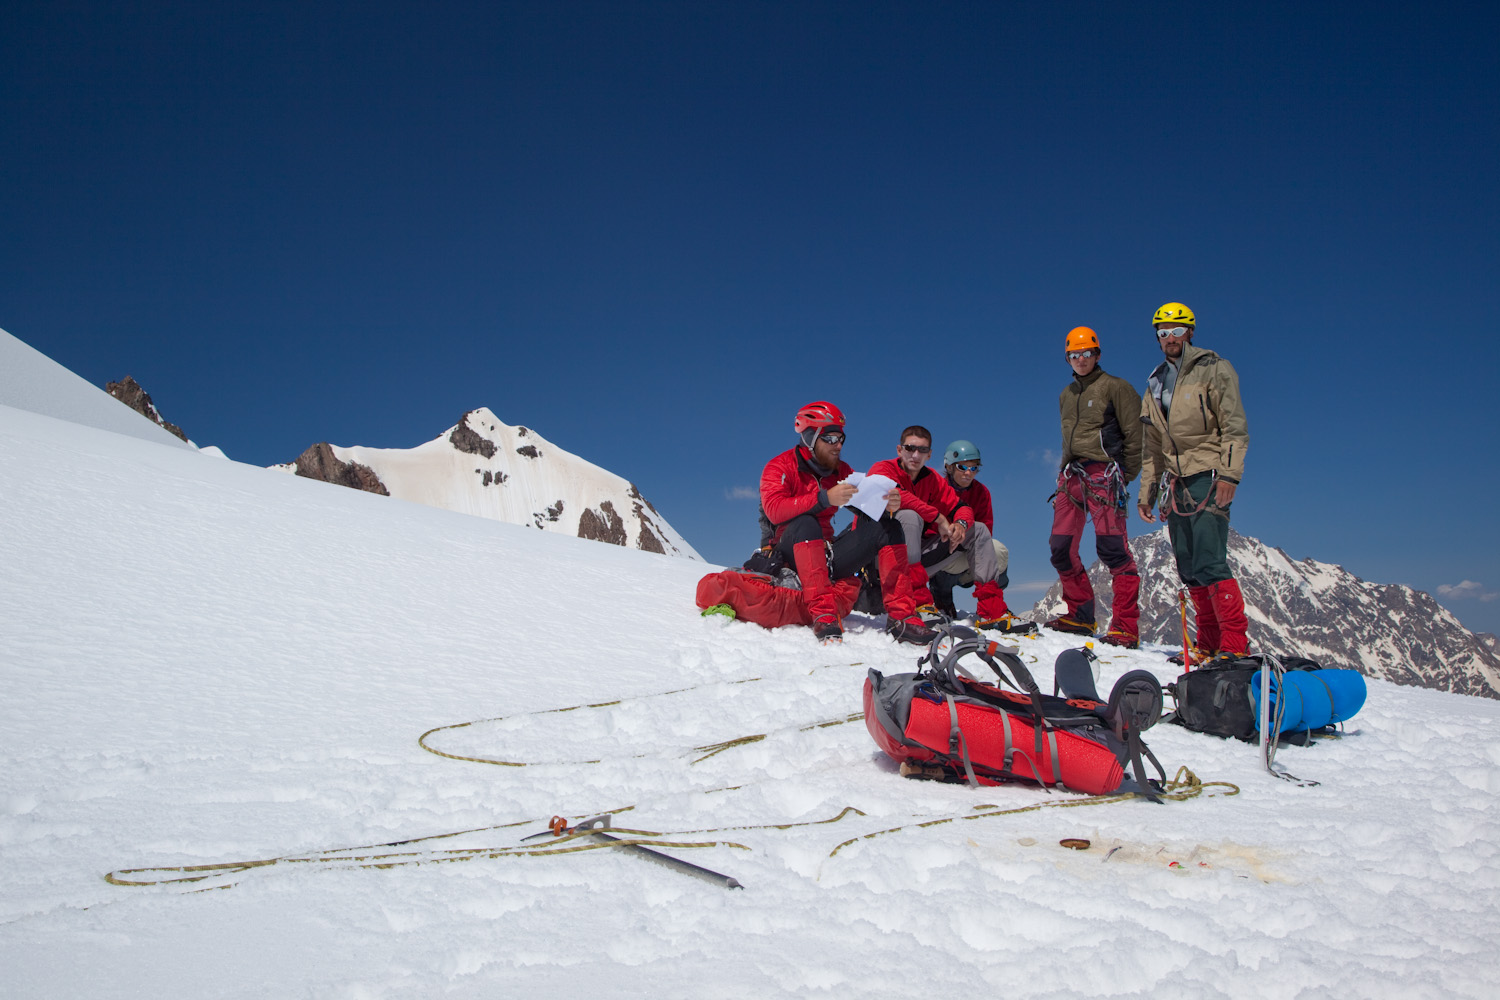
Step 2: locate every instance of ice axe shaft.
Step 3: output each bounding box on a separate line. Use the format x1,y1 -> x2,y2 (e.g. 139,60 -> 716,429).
523,814 -> 743,889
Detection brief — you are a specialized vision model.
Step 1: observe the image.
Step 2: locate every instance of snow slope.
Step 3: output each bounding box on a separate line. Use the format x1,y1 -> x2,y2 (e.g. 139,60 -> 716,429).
0,326 -> 192,450
3,401 -> 1499,999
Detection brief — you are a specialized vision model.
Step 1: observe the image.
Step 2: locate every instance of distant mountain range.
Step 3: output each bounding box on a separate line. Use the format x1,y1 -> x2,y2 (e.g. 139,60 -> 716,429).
273,408 -> 701,560
1029,528 -> 1500,700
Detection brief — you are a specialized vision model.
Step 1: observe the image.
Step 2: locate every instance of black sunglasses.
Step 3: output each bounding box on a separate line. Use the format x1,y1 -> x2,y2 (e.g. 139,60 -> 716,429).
817,431 -> 845,444
901,444 -> 931,454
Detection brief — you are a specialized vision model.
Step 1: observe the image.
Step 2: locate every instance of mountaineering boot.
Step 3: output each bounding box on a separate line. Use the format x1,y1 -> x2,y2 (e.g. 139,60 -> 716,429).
1044,615 -> 1096,637
916,603 -> 946,626
973,581 -> 1037,634
876,544 -> 918,624
874,545 -> 937,643
908,562 -> 936,608
885,616 -> 938,645
978,615 -> 1039,636
1189,585 -> 1220,655
1100,628 -> 1138,649
1057,567 -> 1097,628
792,540 -> 840,639
1108,570 -> 1141,644
812,615 -> 844,645
929,571 -> 960,622
1210,578 -> 1249,655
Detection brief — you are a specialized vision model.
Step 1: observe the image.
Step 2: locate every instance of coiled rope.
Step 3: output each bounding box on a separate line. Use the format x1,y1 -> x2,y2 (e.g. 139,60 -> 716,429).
106,660 -> 1236,891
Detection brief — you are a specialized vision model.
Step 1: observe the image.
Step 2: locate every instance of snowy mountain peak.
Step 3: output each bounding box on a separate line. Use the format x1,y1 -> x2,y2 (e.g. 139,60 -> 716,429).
278,408 -> 701,559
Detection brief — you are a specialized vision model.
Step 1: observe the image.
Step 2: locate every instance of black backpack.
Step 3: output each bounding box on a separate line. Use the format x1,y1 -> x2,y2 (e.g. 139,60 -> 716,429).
1168,655 -> 1322,742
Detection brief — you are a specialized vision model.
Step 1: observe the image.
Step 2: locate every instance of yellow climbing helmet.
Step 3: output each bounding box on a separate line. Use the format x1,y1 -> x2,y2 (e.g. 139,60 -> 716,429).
1152,302 -> 1195,327
1065,326 -> 1100,353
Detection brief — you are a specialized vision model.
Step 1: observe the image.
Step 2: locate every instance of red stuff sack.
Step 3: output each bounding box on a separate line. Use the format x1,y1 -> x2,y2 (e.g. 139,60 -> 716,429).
695,569 -> 861,629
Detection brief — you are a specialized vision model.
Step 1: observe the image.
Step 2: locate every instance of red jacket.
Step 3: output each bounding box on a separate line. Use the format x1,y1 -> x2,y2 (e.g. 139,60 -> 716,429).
948,476 -> 994,534
759,446 -> 853,544
867,459 -> 974,529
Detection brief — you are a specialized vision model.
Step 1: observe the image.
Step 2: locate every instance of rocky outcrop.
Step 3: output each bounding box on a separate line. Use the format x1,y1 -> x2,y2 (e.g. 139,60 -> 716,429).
533,500 -> 564,529
449,412 -> 497,458
293,442 -> 389,495
627,484 -> 666,553
105,376 -> 188,442
578,501 -> 628,546
1030,528 -> 1500,700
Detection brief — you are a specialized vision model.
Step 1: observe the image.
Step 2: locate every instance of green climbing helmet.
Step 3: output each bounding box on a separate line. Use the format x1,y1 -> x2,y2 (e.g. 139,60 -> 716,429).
943,440 -> 981,466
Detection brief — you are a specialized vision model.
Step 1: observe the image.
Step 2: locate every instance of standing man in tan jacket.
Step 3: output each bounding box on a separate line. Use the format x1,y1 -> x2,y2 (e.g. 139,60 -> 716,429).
1138,302 -> 1250,657
1046,326 -> 1144,647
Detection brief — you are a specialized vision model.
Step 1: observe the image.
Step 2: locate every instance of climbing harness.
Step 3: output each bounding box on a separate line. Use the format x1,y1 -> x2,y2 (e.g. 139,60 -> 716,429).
1165,471 -> 1221,518
1053,461 -> 1128,512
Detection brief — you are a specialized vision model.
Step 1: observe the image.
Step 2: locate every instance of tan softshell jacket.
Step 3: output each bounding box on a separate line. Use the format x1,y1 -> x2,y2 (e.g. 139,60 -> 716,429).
1139,341 -> 1248,505
1059,367 -> 1143,483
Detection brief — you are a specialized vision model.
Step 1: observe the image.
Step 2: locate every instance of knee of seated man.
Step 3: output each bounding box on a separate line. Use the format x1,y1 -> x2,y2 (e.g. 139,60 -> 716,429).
894,508 -> 924,541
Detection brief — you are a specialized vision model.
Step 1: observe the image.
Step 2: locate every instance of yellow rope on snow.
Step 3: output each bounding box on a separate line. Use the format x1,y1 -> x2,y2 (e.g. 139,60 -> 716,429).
105,657 -> 1237,892
826,767 -> 1239,858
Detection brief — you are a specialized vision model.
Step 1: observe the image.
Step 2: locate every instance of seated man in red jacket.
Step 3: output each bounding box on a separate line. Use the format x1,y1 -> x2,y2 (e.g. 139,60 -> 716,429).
759,402 -> 936,646
867,426 -> 1035,634
924,440 -> 1035,634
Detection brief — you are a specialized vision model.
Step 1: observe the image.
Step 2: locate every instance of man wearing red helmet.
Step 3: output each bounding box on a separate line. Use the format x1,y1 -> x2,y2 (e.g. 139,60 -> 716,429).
1045,326 -> 1144,647
758,401 -> 936,645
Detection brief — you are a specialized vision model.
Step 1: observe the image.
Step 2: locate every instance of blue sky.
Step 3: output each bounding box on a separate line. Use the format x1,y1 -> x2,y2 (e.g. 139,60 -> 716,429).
4,2 -> 1498,633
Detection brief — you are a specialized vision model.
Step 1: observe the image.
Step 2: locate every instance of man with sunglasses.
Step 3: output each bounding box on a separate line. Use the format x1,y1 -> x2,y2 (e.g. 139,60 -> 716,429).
1045,326 -> 1144,647
758,401 -> 935,645
1138,302 -> 1250,658
925,440 -> 1036,633
867,427 -> 1033,633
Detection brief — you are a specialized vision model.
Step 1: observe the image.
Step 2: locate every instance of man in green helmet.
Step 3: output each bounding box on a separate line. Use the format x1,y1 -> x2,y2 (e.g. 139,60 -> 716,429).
918,439 -> 1034,634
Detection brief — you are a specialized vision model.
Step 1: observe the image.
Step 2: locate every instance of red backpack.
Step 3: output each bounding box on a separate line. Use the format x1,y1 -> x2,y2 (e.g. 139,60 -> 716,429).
864,631 -> 1166,799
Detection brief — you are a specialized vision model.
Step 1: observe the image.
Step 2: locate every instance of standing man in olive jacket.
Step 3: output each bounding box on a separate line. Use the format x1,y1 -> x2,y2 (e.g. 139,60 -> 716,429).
1045,326 -> 1145,647
1138,302 -> 1251,657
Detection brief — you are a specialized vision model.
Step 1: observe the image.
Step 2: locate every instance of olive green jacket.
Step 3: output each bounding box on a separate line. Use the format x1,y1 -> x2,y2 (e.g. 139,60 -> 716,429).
1059,367 -> 1142,483
1139,342 -> 1248,505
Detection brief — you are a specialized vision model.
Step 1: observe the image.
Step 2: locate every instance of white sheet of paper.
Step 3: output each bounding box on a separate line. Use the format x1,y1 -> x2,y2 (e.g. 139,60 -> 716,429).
844,472 -> 897,521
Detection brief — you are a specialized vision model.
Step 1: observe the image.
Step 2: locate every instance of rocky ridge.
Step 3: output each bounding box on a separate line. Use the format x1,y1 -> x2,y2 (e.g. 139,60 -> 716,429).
105,376 -> 188,442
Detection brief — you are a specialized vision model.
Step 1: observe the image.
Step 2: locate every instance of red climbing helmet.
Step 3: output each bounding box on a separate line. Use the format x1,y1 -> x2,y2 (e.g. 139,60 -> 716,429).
793,400 -> 846,435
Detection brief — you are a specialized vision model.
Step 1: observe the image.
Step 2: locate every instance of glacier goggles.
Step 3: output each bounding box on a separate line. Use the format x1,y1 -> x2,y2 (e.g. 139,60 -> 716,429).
1155,325 -> 1191,340
952,462 -> 981,472
1066,349 -> 1098,361
816,431 -> 845,444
